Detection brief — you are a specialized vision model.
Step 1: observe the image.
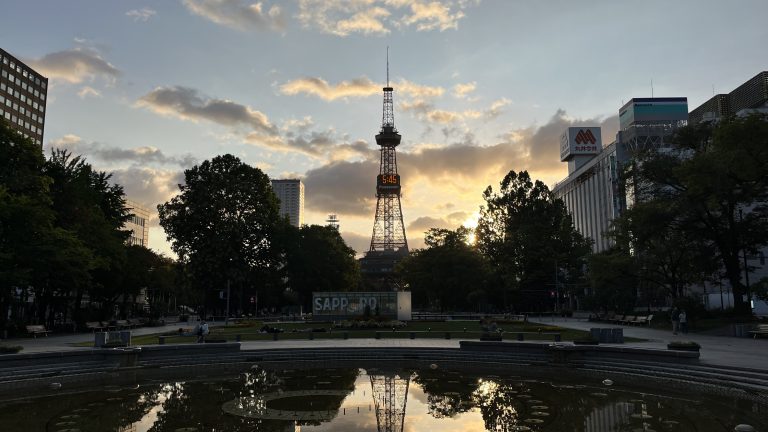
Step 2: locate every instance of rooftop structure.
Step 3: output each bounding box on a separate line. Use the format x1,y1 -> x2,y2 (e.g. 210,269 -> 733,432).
689,71 -> 768,125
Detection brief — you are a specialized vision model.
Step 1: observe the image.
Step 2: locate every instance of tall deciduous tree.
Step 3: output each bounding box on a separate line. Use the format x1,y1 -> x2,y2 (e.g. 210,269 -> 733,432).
282,224 -> 360,312
158,154 -> 281,315
476,170 -> 591,312
43,150 -> 130,322
397,227 -> 490,312
630,115 -> 768,315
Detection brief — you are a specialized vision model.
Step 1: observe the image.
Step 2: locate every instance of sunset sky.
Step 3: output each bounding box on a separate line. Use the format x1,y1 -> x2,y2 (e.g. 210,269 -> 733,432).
2,0 -> 766,256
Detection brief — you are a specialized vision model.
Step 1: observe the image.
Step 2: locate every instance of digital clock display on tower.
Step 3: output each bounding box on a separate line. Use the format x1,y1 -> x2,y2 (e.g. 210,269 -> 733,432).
376,174 -> 401,193
377,174 -> 400,186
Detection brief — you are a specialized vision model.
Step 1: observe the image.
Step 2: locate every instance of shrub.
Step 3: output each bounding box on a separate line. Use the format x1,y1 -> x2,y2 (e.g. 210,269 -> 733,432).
0,345 -> 23,354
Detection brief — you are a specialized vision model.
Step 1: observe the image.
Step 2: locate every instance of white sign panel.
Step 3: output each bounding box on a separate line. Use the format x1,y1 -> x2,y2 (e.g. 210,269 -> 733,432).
560,127 -> 602,161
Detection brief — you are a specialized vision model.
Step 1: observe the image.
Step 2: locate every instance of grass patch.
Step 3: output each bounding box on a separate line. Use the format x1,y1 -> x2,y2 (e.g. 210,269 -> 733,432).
74,319 -> 606,346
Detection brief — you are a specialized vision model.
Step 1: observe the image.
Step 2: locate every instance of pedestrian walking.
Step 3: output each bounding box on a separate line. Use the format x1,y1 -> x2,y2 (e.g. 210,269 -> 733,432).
671,307 -> 680,335
679,310 -> 688,334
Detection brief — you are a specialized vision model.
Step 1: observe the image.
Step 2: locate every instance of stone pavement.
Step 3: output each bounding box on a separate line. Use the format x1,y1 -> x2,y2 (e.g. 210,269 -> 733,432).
3,318 -> 766,371
528,316 -> 768,370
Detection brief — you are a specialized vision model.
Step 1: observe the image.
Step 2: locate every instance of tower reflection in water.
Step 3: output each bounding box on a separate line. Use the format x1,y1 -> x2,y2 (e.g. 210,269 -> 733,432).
369,372 -> 411,432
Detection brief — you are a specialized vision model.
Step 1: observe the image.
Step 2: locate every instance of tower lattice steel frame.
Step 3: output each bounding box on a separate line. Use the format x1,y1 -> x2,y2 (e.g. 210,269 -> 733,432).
368,63 -> 408,254
370,372 -> 411,432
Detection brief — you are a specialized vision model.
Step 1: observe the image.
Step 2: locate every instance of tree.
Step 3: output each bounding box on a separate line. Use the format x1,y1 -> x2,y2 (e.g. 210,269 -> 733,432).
1,123 -> 100,330
158,154 -> 282,316
584,248 -> 639,313
476,170 -> 591,312
282,224 -> 360,312
43,149 -> 130,323
608,199 -> 715,300
630,115 -> 768,315
397,227 -> 490,312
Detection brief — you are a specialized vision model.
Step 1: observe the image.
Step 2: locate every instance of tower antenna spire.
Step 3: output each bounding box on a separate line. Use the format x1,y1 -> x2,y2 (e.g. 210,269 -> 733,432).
386,46 -> 390,87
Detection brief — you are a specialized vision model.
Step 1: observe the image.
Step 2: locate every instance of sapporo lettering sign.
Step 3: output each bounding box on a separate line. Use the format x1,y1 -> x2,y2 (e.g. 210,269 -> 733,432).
312,292 -> 397,316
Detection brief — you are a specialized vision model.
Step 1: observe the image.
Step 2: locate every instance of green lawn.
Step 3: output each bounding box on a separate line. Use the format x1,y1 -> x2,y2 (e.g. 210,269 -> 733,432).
76,320 -> 606,346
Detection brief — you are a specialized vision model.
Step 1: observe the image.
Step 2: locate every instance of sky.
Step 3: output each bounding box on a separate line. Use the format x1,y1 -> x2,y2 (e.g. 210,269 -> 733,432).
2,0 -> 767,257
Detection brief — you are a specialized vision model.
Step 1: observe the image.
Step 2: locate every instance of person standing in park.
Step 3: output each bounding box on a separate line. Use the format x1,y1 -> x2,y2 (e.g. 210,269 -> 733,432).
197,321 -> 209,343
671,307 -> 680,335
679,309 -> 688,334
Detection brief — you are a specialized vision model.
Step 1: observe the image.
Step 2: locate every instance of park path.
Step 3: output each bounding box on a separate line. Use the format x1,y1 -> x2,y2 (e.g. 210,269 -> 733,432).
3,317 -> 766,371
528,316 -> 768,370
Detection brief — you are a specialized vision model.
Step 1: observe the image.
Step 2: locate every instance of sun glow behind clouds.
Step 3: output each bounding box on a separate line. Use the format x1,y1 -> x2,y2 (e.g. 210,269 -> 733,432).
463,211 -> 479,245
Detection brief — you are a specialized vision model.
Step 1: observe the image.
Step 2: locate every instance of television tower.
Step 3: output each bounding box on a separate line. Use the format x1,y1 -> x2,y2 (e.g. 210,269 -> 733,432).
360,49 -> 409,282
369,50 -> 408,252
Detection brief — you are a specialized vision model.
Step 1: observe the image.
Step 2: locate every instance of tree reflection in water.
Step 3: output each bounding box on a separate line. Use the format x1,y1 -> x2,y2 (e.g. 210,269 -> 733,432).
0,366 -> 764,431
472,379 -> 526,431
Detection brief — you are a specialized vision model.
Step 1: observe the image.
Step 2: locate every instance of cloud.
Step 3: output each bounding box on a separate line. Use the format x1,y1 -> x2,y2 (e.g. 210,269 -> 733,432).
280,77 -> 380,101
340,231 -> 371,256
399,97 -> 508,124
303,160 -> 379,216
297,0 -> 477,36
77,86 -> 101,99
26,49 -> 120,84
126,7 -> 157,22
137,86 -> 277,135
137,85 -> 375,159
407,216 -> 453,232
279,77 -> 443,101
48,134 -> 197,168
300,109 -> 619,221
453,81 -> 476,98
110,167 -> 185,225
400,1 -> 466,31
183,0 -> 285,31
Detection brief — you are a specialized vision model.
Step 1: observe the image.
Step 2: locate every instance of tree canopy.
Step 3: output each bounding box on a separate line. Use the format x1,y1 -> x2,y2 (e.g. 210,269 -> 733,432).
1,120 -> 162,331
398,227 -> 490,312
476,170 -> 591,312
615,115 -> 768,315
158,154 -> 282,314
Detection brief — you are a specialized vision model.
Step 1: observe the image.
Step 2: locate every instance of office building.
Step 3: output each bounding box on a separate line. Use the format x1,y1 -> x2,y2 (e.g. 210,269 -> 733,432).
0,48 -> 48,146
271,179 -> 304,227
125,200 -> 150,247
552,98 -> 688,252
689,71 -> 768,125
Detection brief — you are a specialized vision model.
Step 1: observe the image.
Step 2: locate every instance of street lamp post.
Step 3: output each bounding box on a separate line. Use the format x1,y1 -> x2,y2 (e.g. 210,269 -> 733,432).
225,279 -> 231,326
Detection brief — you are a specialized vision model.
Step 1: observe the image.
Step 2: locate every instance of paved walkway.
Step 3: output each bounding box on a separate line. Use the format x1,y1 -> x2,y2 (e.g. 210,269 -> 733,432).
528,317 -> 768,370
3,318 -> 765,371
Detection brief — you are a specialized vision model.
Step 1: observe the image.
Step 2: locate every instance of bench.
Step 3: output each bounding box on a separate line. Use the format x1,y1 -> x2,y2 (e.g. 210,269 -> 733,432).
126,318 -> 143,329
620,315 -> 636,325
114,320 -> 131,330
85,321 -> 107,332
25,325 -> 50,338
749,324 -> 768,339
632,314 -> 654,326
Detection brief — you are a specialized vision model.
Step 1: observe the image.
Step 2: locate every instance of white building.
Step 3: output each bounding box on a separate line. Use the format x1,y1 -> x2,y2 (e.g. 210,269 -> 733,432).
125,199 -> 150,247
271,179 -> 304,227
552,98 -> 689,253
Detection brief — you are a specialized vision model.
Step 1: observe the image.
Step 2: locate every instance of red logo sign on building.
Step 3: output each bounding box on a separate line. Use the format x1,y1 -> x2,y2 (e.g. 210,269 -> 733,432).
574,129 -> 597,145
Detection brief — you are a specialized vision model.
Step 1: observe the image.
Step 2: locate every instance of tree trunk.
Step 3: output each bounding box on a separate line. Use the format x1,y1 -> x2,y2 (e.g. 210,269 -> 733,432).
723,253 -> 748,315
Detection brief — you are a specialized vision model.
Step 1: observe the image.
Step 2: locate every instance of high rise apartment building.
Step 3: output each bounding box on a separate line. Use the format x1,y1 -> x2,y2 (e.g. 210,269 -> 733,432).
271,179 -> 304,227
125,200 -> 150,247
552,98 -> 688,252
0,48 -> 48,146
